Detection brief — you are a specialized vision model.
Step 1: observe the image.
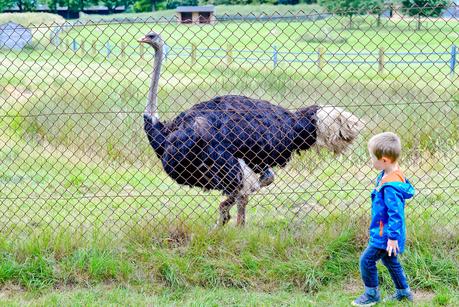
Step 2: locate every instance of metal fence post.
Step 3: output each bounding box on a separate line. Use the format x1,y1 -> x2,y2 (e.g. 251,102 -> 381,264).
71,39 -> 77,52
378,47 -> 385,74
272,45 -> 278,68
450,45 -> 456,77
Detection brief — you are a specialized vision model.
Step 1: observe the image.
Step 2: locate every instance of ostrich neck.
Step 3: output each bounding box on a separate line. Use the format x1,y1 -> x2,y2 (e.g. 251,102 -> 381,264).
146,45 -> 163,118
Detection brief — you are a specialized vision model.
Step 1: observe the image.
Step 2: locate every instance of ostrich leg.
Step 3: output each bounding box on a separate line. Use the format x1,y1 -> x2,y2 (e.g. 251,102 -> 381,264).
218,195 -> 236,225
236,195 -> 249,226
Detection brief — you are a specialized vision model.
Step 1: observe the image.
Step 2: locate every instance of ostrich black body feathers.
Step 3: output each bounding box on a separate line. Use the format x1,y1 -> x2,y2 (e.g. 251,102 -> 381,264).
144,95 -> 319,195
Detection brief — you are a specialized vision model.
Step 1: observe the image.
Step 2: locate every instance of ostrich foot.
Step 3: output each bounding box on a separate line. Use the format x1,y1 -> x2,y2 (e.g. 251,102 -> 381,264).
214,196 -> 236,228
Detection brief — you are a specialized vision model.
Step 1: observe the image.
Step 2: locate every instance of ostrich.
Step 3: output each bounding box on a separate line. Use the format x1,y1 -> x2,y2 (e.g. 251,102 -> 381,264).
139,32 -> 363,226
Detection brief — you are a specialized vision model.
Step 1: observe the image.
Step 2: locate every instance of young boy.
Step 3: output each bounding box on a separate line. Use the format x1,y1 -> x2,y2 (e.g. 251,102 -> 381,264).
352,132 -> 415,306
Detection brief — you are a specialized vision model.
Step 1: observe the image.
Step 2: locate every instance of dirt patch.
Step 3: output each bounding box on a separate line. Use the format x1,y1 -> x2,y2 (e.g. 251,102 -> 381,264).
0,283 -> 23,299
414,290 -> 436,303
1,85 -> 35,108
343,278 -> 363,294
4,85 -> 33,100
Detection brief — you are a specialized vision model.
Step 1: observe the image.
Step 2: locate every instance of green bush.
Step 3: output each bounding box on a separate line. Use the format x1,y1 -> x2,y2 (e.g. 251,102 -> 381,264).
319,0 -> 384,16
166,0 -> 198,10
0,0 -> 14,12
133,0 -> 152,12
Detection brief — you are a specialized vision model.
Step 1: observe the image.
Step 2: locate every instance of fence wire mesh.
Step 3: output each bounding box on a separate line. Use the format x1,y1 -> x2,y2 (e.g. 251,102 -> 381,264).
0,5 -> 458,238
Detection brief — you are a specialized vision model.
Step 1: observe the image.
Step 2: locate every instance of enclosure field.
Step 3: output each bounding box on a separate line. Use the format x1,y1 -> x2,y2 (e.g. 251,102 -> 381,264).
1,12 -> 457,236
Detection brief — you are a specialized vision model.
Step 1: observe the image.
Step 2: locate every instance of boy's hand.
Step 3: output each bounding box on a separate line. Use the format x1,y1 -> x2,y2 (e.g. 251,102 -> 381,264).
386,239 -> 399,256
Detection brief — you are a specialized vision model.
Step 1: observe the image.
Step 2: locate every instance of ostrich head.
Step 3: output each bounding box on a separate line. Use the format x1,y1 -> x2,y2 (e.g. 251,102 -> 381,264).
295,106 -> 364,155
138,32 -> 164,50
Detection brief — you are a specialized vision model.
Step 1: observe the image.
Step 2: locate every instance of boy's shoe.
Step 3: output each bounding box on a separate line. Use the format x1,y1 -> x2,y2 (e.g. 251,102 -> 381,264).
384,288 -> 414,302
351,287 -> 381,306
351,294 -> 380,306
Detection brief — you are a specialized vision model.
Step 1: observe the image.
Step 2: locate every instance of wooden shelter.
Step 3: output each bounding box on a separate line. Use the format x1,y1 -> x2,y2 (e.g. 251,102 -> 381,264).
176,6 -> 216,24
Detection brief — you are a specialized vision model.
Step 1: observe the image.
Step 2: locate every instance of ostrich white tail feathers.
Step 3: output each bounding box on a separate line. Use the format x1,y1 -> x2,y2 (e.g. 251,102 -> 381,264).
315,106 -> 364,154
238,159 -> 261,196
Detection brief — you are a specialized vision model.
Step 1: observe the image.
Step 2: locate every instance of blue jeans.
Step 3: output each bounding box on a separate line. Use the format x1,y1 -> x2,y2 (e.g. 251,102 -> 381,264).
360,245 -> 409,290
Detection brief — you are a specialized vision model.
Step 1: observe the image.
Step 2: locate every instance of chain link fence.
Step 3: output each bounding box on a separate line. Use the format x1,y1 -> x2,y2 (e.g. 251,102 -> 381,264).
0,5 -> 458,237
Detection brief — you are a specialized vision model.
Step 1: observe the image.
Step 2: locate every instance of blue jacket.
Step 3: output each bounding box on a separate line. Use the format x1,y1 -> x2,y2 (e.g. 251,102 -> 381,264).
369,171 -> 415,253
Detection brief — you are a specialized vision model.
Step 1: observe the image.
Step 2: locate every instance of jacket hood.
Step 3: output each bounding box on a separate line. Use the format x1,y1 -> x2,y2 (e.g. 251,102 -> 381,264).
380,179 -> 415,200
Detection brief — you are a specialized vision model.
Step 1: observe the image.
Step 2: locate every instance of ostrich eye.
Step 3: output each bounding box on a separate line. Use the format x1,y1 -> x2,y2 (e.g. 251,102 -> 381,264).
148,34 -> 157,39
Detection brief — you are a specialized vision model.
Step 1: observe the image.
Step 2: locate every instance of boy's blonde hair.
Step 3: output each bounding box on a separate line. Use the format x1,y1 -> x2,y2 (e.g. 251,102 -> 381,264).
368,132 -> 401,162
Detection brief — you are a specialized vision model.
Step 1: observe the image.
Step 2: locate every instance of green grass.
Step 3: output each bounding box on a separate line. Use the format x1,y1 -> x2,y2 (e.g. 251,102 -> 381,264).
1,284 -> 457,306
0,219 -> 457,304
0,6 -> 458,305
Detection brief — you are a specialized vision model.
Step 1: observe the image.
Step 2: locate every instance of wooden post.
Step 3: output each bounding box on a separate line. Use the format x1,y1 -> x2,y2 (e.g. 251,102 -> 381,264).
139,43 -> 144,60
378,47 -> 385,74
120,42 -> 126,58
164,44 -> 169,62
80,41 -> 84,56
191,43 -> 197,65
317,47 -> 325,69
92,41 -> 97,56
227,43 -> 233,66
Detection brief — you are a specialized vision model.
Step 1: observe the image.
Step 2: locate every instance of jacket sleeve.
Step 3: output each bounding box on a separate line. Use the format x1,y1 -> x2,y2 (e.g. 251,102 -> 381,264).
383,186 -> 404,240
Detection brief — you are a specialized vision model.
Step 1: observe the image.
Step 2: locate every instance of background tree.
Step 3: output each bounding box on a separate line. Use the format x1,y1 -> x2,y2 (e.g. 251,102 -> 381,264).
44,0 -> 90,13
401,0 -> 449,17
13,0 -> 37,11
101,0 -> 134,13
366,0 -> 386,27
133,0 -> 168,12
319,0 -> 371,28
165,0 -> 197,10
0,0 -> 14,12
401,0 -> 448,31
133,0 -> 151,12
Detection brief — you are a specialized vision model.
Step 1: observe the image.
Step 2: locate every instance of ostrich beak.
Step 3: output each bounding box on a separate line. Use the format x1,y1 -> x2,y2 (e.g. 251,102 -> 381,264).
138,37 -> 149,44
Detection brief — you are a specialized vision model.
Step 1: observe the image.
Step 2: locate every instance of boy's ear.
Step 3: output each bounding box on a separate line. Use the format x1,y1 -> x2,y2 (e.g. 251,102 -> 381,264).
382,156 -> 392,163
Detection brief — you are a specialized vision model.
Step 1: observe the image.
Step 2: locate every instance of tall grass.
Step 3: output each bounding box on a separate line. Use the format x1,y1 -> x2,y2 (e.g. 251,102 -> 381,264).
0,216 -> 457,292
0,13 -> 65,26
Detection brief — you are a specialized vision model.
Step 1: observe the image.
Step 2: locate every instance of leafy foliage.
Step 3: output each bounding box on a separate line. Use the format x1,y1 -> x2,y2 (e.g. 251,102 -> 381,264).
401,0 -> 449,17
